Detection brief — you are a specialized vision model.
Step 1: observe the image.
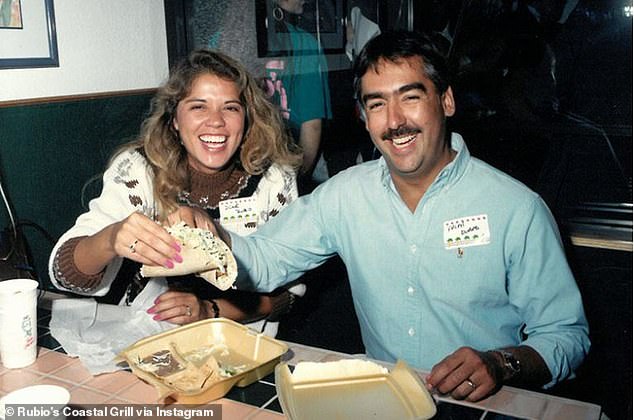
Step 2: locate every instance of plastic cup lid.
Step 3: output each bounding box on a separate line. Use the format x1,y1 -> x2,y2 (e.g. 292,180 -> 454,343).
0,385 -> 70,419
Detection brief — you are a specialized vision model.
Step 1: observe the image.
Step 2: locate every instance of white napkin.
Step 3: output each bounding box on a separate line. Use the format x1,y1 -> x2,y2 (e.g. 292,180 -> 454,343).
49,278 -> 175,375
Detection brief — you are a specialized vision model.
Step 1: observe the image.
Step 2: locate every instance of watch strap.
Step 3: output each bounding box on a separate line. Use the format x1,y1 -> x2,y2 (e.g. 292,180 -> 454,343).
492,349 -> 521,381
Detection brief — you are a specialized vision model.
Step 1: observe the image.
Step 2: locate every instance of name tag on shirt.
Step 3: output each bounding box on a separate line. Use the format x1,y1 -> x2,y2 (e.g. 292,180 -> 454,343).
219,197 -> 258,236
443,214 -> 491,249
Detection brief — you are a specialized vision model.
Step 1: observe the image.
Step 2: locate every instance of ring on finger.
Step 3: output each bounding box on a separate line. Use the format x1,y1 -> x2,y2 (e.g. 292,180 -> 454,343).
185,305 -> 192,317
129,239 -> 139,254
465,379 -> 477,390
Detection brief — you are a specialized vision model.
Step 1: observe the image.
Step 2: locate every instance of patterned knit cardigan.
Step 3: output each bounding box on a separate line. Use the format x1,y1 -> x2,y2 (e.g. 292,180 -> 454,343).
48,149 -> 298,297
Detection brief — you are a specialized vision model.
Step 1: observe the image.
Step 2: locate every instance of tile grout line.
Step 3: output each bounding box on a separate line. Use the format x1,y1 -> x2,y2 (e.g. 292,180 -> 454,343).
244,395 -> 280,420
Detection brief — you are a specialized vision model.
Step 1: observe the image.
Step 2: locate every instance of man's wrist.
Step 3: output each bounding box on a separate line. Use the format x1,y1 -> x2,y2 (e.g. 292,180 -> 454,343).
266,290 -> 296,322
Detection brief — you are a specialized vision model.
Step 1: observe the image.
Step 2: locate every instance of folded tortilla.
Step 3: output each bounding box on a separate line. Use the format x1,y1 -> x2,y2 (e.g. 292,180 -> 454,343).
140,222 -> 237,290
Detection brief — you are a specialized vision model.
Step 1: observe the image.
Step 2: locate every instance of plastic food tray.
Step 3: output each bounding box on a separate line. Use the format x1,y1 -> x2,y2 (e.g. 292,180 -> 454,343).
116,318 -> 288,404
275,359 -> 437,420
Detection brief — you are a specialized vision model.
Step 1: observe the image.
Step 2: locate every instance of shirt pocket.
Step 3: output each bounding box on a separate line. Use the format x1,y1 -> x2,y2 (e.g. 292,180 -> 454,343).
419,241 -> 509,308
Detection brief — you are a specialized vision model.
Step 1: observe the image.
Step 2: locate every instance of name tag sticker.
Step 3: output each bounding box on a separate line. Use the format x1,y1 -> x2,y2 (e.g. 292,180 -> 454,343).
219,197 -> 258,236
443,214 -> 491,249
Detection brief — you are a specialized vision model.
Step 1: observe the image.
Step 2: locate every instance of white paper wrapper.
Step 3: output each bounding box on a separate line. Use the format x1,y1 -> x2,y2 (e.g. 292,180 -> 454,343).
48,278 -> 293,375
49,279 -> 176,375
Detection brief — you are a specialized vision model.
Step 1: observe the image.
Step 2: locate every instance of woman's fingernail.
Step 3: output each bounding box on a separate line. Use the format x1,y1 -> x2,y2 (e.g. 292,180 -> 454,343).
147,307 -> 156,314
173,243 -> 181,252
173,254 -> 183,263
153,314 -> 162,321
164,259 -> 174,269
154,298 -> 159,304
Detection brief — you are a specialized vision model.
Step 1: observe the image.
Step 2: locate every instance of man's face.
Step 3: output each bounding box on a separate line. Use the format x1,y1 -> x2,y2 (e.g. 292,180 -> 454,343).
361,57 -> 455,182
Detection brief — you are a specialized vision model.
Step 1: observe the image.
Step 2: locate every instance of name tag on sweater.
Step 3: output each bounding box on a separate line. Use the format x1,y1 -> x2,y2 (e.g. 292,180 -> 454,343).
443,214 -> 491,249
219,197 -> 258,236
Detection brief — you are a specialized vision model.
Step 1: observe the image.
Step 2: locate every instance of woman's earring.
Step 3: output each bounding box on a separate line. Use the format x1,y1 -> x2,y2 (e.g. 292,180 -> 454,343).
170,123 -> 183,145
273,6 -> 284,21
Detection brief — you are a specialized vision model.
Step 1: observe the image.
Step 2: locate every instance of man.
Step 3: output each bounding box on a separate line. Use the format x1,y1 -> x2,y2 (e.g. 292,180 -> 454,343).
209,31 -> 589,402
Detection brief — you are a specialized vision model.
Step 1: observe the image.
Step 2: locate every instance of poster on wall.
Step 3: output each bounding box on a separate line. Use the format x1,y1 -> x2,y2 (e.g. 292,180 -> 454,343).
0,0 -> 58,69
0,0 -> 23,28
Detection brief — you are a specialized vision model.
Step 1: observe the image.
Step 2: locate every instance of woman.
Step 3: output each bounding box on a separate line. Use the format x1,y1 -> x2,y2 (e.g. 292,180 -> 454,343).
48,49 -> 302,335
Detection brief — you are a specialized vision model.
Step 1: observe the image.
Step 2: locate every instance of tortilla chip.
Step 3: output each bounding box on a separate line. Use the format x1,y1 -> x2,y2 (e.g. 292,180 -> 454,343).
140,222 -> 237,291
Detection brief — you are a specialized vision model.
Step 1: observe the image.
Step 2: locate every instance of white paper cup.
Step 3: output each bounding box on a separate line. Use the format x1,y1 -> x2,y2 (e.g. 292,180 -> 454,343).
0,279 -> 39,369
0,385 -> 70,420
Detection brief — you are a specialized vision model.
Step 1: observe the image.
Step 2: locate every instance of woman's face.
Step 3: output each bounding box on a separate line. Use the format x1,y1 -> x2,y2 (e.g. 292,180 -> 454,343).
173,73 -> 245,174
277,0 -> 305,15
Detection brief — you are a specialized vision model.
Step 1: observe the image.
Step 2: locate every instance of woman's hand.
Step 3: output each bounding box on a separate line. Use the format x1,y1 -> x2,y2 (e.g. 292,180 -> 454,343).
109,212 -> 182,269
147,290 -> 208,325
167,206 -> 215,230
73,211 -> 183,276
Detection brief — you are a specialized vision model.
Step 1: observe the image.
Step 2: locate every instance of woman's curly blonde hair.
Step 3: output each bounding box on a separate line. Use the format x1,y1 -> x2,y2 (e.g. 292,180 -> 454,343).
118,49 -> 301,220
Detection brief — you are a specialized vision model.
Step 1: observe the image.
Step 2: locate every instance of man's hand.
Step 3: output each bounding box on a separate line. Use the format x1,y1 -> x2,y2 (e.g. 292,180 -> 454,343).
425,347 -> 502,401
167,206 -> 215,230
167,206 -> 232,248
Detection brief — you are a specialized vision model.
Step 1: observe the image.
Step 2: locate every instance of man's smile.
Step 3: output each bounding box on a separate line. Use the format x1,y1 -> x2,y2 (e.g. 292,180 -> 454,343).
390,133 -> 417,148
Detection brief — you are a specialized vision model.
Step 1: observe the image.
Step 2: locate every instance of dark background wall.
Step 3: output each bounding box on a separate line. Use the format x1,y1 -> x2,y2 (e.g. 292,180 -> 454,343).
0,92 -> 154,287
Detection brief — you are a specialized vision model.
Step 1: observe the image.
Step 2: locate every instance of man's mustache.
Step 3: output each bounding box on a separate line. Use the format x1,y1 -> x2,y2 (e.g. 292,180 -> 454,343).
382,126 -> 421,140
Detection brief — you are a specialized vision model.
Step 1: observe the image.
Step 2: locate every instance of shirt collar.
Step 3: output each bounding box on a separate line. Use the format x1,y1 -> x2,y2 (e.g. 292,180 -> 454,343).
436,132 -> 470,188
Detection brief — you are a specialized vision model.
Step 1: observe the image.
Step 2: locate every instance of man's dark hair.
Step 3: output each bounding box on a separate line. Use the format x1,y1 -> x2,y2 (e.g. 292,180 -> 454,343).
352,31 -> 451,105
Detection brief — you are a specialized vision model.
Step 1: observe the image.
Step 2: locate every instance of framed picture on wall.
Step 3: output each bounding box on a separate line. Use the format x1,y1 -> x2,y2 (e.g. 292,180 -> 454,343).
0,0 -> 58,69
255,0 -> 347,57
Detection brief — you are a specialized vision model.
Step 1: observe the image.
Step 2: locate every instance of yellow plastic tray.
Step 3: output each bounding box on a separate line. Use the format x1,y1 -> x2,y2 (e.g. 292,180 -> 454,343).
275,359 -> 437,420
116,318 -> 288,404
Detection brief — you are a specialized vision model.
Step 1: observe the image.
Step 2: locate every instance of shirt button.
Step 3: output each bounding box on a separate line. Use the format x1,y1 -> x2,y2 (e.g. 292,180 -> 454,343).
410,244 -> 417,254
408,327 -> 416,336
407,286 -> 415,296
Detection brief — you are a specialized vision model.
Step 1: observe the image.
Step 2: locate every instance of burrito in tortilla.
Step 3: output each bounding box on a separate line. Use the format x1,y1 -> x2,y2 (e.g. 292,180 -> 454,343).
140,222 -> 237,290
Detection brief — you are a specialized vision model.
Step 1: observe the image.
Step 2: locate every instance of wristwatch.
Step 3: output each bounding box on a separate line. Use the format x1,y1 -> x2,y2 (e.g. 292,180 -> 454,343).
493,350 -> 521,381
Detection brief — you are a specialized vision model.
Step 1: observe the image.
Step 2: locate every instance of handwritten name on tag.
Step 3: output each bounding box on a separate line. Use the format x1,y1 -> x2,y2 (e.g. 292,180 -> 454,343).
219,197 -> 258,236
443,214 -> 491,249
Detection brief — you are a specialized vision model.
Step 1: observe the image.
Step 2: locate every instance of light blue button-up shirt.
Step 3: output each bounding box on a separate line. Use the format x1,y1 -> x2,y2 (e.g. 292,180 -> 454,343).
231,133 -> 590,387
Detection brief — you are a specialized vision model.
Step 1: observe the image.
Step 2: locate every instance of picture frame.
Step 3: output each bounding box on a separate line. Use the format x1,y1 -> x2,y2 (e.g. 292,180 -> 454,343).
0,0 -> 59,69
255,0 -> 346,57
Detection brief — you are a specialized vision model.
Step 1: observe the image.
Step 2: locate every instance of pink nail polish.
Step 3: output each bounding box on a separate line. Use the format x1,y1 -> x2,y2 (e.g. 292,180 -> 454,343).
164,260 -> 174,269
173,243 -> 181,252
153,314 -> 162,321
147,307 -> 155,314
154,298 -> 159,304
173,254 -> 183,263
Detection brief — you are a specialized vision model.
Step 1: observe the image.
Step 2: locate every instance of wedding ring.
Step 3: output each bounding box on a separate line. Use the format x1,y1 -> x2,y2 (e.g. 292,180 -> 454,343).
185,305 -> 192,317
465,379 -> 476,390
129,239 -> 139,254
